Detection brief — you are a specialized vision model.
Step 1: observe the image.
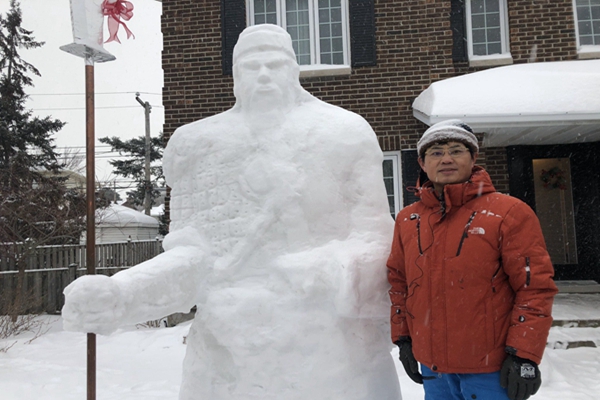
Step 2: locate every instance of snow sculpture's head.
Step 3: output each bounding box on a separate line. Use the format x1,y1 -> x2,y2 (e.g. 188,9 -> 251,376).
232,24 -> 304,111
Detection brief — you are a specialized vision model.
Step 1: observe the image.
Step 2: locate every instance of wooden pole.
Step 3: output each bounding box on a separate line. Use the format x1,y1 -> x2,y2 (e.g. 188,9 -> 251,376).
85,59 -> 96,400
60,12 -> 116,398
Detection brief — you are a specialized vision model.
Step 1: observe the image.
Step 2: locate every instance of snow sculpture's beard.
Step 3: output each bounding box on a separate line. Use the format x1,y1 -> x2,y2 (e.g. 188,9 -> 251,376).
243,92 -> 296,131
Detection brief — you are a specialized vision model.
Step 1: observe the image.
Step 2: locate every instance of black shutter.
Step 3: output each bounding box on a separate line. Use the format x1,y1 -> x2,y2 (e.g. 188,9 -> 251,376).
401,150 -> 424,207
221,1 -> 247,75
450,0 -> 468,62
349,0 -> 376,67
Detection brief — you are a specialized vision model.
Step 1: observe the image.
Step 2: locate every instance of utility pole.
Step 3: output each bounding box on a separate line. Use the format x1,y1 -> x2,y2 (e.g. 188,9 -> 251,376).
135,92 -> 152,215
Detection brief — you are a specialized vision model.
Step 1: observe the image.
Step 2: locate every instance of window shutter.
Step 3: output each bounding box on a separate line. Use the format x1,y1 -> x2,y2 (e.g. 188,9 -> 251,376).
450,0 -> 468,62
349,0 -> 376,67
401,150 -> 423,207
221,1 -> 247,75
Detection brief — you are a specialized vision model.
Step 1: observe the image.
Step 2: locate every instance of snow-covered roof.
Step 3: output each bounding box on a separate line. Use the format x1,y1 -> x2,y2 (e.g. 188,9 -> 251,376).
412,60 -> 600,147
150,203 -> 164,218
96,204 -> 159,228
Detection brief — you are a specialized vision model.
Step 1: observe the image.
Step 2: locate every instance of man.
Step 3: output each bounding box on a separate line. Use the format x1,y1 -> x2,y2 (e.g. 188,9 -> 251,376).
62,24 -> 400,400
387,120 -> 558,400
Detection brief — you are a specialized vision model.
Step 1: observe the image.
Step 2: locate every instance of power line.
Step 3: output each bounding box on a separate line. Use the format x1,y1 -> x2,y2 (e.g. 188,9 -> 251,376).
30,91 -> 162,96
55,145 -> 114,149
32,105 -> 164,111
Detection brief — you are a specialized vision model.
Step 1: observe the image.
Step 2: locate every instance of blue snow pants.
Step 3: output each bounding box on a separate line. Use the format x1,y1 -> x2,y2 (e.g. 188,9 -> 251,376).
421,365 -> 511,400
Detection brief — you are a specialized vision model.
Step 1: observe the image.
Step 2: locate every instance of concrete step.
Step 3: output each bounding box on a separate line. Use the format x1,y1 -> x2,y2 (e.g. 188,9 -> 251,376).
555,280 -> 600,294
552,319 -> 600,328
547,326 -> 600,349
546,292 -> 600,349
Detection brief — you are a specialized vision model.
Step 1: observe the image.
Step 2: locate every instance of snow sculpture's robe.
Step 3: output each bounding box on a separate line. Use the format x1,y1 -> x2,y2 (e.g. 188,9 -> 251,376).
163,97 -> 400,399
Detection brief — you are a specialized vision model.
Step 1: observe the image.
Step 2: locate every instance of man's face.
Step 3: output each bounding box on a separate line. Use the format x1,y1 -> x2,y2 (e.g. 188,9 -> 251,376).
236,51 -> 295,110
418,141 -> 477,193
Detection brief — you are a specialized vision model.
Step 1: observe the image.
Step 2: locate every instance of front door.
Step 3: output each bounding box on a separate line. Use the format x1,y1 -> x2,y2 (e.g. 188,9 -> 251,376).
507,143 -> 600,282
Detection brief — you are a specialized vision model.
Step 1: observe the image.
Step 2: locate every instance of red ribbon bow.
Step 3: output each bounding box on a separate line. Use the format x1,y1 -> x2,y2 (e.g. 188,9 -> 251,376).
102,0 -> 135,44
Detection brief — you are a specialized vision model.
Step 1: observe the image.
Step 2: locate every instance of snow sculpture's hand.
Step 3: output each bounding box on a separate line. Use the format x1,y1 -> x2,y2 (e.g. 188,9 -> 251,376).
275,240 -> 389,318
62,275 -> 125,335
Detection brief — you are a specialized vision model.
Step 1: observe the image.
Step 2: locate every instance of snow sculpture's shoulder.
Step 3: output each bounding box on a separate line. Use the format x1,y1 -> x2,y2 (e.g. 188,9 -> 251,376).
163,110 -> 239,179
299,98 -> 376,144
168,110 -> 237,147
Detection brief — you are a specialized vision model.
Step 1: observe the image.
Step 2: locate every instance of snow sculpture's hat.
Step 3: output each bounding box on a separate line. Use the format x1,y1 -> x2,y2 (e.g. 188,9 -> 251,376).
417,119 -> 479,158
233,24 -> 297,64
60,0 -> 115,63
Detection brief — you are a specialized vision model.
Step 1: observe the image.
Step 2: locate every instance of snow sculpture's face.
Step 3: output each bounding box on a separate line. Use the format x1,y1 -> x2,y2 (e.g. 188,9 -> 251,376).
235,51 -> 297,112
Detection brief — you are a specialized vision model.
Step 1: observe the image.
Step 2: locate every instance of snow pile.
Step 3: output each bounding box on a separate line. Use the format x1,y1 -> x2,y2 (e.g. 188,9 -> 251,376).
413,59 -> 600,118
1,316 -> 599,400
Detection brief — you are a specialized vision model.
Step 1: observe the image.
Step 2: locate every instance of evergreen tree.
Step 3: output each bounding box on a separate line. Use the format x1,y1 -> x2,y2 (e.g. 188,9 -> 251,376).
0,0 -> 64,187
0,1 -> 86,319
99,134 -> 165,209
0,0 -> 85,246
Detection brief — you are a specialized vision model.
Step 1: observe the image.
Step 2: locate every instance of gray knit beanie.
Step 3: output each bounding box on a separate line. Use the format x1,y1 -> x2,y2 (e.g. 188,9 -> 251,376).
417,119 -> 479,158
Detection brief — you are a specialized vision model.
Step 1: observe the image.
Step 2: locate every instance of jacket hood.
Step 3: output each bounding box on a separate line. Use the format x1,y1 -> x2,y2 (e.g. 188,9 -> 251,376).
416,166 -> 496,212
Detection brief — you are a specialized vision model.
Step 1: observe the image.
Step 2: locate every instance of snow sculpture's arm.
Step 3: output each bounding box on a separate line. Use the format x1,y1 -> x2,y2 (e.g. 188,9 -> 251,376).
334,117 -> 394,318
276,234 -> 390,319
343,118 -> 394,240
62,227 -> 206,335
276,113 -> 393,319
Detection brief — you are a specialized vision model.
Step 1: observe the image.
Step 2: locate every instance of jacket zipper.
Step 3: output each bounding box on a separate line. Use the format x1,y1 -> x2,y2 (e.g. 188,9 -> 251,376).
525,257 -> 531,287
491,263 -> 502,293
456,211 -> 477,257
416,217 -> 423,255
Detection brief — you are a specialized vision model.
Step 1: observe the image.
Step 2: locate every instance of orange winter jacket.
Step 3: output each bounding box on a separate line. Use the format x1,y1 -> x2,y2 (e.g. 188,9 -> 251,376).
387,166 -> 558,374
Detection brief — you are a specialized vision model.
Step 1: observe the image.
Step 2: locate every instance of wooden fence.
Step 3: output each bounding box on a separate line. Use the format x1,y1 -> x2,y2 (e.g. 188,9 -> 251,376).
0,239 -> 163,315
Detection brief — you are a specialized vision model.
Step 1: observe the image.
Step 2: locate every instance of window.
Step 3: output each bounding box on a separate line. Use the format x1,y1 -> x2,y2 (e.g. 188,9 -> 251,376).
465,0 -> 511,61
247,0 -> 350,69
574,0 -> 600,52
383,152 -> 402,219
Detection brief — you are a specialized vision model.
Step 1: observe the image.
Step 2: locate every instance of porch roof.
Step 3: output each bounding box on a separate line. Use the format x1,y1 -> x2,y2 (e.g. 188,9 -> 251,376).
412,60 -> 600,147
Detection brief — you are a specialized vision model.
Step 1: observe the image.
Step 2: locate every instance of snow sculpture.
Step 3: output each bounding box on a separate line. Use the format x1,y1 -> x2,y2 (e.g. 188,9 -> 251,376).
62,24 -> 401,400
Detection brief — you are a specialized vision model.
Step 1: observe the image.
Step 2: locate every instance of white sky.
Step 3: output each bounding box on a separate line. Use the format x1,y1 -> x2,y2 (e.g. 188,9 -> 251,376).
0,0 -> 164,189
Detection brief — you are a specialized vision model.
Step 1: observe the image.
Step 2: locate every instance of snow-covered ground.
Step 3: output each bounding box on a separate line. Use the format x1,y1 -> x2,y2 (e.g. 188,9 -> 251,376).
1,309 -> 599,400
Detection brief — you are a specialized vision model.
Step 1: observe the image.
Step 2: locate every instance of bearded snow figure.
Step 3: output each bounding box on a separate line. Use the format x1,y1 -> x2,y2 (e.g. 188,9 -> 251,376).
62,24 -> 401,400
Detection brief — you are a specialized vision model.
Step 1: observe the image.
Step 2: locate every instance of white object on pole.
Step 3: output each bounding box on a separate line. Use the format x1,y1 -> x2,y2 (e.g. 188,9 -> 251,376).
60,0 -> 116,63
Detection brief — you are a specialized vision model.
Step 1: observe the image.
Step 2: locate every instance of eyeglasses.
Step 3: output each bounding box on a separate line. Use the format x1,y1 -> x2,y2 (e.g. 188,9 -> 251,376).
425,146 -> 470,160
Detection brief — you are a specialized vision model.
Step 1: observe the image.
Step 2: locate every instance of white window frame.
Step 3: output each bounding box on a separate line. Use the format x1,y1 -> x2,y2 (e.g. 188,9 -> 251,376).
573,0 -> 600,59
246,0 -> 352,76
383,151 -> 402,218
465,0 -> 513,67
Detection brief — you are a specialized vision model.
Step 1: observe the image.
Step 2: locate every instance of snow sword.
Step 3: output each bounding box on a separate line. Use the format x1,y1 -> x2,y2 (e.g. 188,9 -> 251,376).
60,1 -> 132,398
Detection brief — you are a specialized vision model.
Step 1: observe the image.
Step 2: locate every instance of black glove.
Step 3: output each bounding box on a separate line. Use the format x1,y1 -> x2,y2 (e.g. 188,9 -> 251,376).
395,337 -> 423,384
500,353 -> 541,400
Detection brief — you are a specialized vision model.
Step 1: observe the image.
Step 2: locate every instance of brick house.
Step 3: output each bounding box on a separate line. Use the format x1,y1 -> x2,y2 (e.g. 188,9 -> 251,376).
159,1 -> 600,284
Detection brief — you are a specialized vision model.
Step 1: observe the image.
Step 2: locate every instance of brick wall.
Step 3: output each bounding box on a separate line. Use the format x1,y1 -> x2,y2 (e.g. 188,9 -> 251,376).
162,0 -> 235,142
508,0 -> 578,63
161,0 -> 583,198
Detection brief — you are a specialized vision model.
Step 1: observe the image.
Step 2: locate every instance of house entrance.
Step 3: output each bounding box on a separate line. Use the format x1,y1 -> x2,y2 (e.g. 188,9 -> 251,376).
507,143 -> 600,282
532,158 -> 577,265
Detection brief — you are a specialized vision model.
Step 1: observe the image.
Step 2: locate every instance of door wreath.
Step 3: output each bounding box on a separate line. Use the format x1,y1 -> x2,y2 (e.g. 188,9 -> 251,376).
540,166 -> 567,190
